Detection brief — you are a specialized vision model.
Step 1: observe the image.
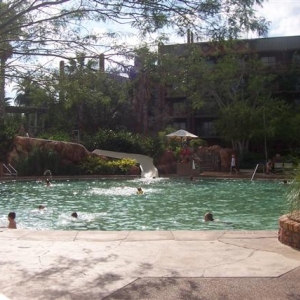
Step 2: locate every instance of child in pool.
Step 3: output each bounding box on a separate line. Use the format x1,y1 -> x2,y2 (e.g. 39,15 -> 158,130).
71,212 -> 78,218
7,212 -> 17,229
204,212 -> 214,222
136,187 -> 144,195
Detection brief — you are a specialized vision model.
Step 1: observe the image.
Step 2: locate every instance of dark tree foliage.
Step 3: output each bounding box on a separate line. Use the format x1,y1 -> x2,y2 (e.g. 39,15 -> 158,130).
0,0 -> 269,114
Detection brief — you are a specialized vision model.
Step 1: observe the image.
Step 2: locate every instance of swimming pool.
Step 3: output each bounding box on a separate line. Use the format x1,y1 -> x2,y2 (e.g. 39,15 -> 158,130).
0,178 -> 290,231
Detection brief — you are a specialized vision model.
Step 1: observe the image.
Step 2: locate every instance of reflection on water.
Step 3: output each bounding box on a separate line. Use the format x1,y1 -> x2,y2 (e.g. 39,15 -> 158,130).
0,178 -> 289,231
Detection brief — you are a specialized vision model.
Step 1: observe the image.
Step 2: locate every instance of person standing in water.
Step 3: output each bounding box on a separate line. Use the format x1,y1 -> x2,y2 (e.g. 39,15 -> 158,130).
45,178 -> 51,187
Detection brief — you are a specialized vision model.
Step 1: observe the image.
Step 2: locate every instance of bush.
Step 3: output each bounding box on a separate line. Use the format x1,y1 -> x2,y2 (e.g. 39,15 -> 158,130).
15,147 -> 62,176
287,167 -> 300,221
82,130 -> 165,160
80,156 -> 137,175
37,131 -> 72,142
190,138 -> 207,150
0,120 -> 18,162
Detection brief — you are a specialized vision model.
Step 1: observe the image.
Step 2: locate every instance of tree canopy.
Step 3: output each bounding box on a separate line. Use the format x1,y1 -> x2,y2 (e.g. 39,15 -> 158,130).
160,43 -> 292,156
1,0 -> 269,85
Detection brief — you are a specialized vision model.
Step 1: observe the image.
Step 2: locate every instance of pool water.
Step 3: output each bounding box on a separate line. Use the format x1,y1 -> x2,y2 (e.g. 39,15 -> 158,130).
0,178 -> 290,231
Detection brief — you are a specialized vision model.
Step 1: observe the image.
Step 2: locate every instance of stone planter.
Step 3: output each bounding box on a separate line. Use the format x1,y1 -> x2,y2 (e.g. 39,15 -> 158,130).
278,213 -> 300,250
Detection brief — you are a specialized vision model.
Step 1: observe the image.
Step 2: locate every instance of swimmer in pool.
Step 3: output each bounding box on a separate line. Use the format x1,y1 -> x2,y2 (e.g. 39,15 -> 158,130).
204,212 -> 214,222
136,187 -> 144,195
45,179 -> 51,187
71,212 -> 78,218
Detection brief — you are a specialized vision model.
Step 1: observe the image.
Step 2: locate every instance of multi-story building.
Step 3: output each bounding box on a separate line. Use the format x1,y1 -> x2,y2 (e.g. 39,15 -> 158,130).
158,35 -> 300,146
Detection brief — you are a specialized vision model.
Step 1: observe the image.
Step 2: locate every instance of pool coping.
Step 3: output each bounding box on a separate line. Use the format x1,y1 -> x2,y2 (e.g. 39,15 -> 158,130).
0,169 -> 290,182
0,229 -> 300,300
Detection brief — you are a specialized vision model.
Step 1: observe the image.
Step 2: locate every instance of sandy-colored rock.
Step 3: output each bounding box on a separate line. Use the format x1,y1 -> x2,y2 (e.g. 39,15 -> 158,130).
7,136 -> 91,166
157,150 -> 176,165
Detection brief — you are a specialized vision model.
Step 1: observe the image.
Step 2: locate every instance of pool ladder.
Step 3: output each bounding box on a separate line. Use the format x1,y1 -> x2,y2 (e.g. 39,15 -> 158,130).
44,170 -> 53,181
2,163 -> 18,176
251,164 -> 261,181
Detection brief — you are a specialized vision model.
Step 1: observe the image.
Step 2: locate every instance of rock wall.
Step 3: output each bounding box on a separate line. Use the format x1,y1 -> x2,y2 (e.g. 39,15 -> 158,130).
5,136 -> 141,176
278,214 -> 300,250
6,137 -> 237,176
156,146 -> 237,174
7,136 -> 92,166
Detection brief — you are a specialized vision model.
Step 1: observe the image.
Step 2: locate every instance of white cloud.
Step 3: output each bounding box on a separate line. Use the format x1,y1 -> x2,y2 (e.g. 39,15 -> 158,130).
256,0 -> 300,37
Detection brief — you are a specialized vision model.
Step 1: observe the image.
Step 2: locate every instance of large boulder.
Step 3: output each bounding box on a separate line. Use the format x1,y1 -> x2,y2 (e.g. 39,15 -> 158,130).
7,136 -> 91,166
197,145 -> 238,172
219,148 -> 238,172
157,150 -> 176,165
156,150 -> 177,175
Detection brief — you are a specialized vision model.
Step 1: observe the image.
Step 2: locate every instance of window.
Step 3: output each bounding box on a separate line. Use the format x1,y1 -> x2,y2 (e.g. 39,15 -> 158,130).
198,122 -> 216,136
174,122 -> 186,130
261,56 -> 276,66
173,103 -> 187,115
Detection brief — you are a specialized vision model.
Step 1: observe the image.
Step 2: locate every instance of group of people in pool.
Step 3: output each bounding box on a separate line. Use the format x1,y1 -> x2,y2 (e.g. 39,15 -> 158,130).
1,207 -> 79,229
2,180 -> 212,229
1,210 -> 214,229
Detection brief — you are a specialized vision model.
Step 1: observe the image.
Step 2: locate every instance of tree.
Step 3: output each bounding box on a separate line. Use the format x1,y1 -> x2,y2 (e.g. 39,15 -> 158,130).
0,0 -> 269,119
44,55 -> 133,134
163,43 -> 287,156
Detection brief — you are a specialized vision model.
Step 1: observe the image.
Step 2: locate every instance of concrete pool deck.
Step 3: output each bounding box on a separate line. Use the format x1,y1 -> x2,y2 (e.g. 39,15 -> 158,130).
0,229 -> 300,300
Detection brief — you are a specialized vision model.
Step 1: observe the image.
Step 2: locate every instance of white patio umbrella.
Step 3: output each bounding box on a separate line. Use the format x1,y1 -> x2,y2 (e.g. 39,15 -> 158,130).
166,129 -> 198,140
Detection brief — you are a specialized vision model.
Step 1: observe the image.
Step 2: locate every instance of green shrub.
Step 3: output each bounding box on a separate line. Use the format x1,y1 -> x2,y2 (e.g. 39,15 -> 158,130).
82,129 -> 165,160
287,167 -> 300,221
190,138 -> 207,150
80,156 -> 137,175
15,147 -> 62,176
15,146 -> 84,176
37,131 -> 72,142
0,120 -> 18,162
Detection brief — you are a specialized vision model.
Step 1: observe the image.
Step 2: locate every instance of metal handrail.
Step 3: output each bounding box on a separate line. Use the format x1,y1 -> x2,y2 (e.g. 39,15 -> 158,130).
2,164 -> 18,176
251,164 -> 259,181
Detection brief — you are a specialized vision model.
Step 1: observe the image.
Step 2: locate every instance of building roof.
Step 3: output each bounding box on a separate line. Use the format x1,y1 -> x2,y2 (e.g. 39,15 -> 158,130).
159,35 -> 300,55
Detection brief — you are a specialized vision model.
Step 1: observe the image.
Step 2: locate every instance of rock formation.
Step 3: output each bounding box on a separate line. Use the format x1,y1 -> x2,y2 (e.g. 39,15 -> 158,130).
7,136 -> 91,166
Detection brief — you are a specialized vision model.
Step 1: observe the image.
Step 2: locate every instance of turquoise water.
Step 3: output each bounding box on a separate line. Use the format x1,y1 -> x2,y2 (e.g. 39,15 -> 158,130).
0,178 -> 290,231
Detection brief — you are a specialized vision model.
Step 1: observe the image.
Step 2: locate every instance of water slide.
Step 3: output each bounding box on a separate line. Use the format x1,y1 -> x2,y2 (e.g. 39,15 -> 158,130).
92,149 -> 159,178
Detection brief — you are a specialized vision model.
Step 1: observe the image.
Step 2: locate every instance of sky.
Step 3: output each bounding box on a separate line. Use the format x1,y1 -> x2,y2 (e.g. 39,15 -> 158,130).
255,0 -> 300,37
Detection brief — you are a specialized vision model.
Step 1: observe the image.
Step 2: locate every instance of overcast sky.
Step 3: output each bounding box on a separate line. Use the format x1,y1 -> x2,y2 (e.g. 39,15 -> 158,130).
256,0 -> 300,37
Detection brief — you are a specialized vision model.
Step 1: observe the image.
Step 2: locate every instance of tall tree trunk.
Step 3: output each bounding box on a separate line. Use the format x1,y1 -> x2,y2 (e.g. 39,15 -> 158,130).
0,56 -> 5,121
231,139 -> 249,159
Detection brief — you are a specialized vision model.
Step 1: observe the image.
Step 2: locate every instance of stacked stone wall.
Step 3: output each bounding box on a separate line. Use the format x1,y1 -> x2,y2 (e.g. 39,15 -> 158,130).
278,214 -> 300,250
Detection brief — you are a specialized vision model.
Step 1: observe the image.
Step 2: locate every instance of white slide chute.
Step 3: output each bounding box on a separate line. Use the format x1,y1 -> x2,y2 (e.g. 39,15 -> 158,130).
92,149 -> 159,178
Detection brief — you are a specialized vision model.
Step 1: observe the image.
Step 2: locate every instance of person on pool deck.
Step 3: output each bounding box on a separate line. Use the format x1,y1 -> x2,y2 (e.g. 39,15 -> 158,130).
71,212 -> 78,218
230,154 -> 238,174
136,187 -> 144,195
204,212 -> 214,222
266,159 -> 274,174
7,212 -> 17,229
